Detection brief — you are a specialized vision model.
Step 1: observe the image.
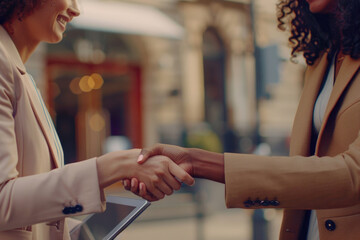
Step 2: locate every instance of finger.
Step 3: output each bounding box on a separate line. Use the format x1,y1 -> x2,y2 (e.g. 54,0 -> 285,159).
146,184 -> 165,200
162,173 -> 182,191
137,144 -> 164,164
137,149 -> 150,164
123,179 -> 131,190
131,178 -> 139,193
137,154 -> 145,164
139,191 -> 156,202
139,182 -> 147,196
139,183 -> 159,201
169,161 -> 195,186
138,183 -> 156,201
154,179 -> 174,196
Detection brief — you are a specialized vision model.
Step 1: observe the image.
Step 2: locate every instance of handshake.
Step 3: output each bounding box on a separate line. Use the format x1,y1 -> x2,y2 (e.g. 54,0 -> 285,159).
123,144 -> 196,202
96,144 -> 225,202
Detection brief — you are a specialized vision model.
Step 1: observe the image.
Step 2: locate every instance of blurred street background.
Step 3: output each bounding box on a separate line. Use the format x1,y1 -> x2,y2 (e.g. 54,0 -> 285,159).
26,0 -> 307,239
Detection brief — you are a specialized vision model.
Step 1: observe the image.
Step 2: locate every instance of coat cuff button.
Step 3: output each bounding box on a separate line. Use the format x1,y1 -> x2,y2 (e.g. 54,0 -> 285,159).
62,207 -> 70,215
270,200 -> 280,206
62,204 -> 83,215
69,207 -> 77,214
260,200 -> 270,206
243,199 -> 254,208
75,204 -> 83,213
325,220 -> 336,231
254,199 -> 261,207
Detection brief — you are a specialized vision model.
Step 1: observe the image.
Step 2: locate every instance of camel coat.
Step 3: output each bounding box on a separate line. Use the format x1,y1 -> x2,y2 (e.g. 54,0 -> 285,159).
0,26 -> 105,240
224,51 -> 360,239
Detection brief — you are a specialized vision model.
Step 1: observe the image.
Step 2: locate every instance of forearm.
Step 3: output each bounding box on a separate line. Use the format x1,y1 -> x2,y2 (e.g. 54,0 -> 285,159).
96,149 -> 140,189
188,148 -> 225,183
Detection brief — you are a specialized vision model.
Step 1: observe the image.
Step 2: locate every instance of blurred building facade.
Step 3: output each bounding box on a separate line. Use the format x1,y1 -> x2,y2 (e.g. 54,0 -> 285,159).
25,0 -> 305,164
254,0 -> 306,154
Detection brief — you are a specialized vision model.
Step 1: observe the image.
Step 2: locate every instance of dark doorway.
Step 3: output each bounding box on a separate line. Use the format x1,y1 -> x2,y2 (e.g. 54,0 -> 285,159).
46,58 -> 142,163
202,27 -> 228,151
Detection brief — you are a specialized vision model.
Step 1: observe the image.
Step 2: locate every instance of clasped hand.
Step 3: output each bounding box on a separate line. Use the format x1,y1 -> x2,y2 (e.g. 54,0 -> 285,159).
124,144 -> 192,201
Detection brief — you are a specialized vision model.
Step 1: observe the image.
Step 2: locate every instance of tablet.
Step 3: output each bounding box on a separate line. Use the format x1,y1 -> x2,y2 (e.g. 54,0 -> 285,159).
70,196 -> 150,240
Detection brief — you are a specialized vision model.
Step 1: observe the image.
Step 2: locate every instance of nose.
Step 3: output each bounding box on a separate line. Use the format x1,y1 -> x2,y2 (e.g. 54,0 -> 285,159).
68,0 -> 81,18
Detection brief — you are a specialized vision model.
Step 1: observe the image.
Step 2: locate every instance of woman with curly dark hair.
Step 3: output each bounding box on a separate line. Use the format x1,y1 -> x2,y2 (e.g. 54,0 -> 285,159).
0,0 -> 194,239
128,0 -> 360,239
277,0 -> 360,66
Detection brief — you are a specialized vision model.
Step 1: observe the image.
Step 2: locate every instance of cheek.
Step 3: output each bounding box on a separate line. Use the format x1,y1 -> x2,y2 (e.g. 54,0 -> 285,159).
41,0 -> 68,14
53,0 -> 69,11
309,0 -> 337,13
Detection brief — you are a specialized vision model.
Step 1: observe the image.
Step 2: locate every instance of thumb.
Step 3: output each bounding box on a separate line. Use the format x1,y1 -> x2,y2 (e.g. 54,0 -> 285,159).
168,161 -> 195,186
137,145 -> 163,164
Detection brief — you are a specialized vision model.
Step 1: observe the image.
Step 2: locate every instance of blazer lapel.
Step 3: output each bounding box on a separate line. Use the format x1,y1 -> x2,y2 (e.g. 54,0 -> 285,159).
316,56 -> 360,152
23,74 -> 60,168
289,52 -> 329,156
1,25 -> 60,168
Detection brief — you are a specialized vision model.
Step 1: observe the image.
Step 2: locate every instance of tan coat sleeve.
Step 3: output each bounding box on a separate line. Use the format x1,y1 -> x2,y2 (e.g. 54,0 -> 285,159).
224,135 -> 360,210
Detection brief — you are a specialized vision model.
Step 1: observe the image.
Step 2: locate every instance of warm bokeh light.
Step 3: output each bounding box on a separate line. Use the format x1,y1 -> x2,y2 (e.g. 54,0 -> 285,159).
71,74 -> 104,94
89,113 -> 105,132
69,77 -> 82,95
90,73 -> 104,89
79,75 -> 93,92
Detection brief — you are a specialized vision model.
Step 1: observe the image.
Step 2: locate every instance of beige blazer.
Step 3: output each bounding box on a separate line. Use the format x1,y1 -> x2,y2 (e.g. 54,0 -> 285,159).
224,51 -> 360,239
0,26 -> 105,240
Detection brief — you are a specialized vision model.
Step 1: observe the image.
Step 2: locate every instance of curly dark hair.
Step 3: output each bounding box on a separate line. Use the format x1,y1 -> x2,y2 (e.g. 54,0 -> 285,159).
277,0 -> 360,65
0,0 -> 40,25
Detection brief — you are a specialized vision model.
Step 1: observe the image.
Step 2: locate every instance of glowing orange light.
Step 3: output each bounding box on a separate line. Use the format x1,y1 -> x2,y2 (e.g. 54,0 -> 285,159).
79,75 -> 92,92
69,77 -> 82,95
90,73 -> 104,89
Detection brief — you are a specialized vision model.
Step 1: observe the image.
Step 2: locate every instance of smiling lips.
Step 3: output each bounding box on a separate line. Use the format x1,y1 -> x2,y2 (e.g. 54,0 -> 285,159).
57,15 -> 69,29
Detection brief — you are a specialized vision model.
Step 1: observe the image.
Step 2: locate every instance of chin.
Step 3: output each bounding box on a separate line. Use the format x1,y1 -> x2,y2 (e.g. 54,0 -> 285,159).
53,38 -> 63,44
47,35 -> 64,44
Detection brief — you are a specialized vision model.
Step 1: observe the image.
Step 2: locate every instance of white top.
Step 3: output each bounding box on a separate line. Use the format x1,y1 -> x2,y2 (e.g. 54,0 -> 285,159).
29,74 -> 64,167
313,56 -> 335,133
308,55 -> 335,240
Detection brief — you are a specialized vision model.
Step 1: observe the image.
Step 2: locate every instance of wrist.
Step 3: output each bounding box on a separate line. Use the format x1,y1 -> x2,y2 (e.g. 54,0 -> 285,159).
96,149 -> 140,189
188,148 -> 224,183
